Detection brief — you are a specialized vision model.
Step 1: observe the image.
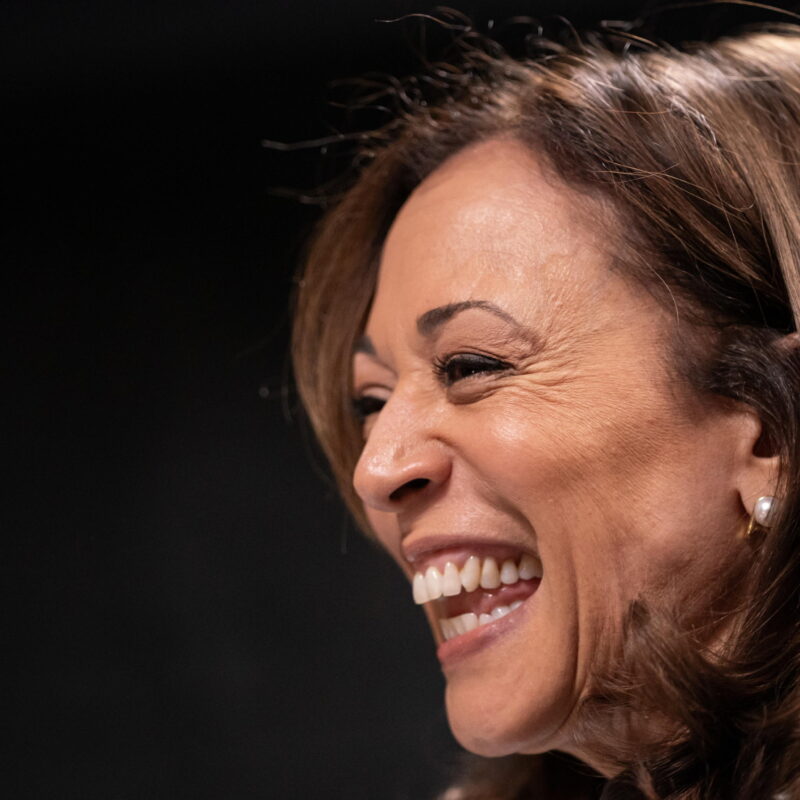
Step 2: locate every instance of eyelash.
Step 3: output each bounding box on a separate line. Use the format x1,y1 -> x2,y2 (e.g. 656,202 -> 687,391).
352,394 -> 386,422
433,352 -> 511,386
352,353 -> 510,421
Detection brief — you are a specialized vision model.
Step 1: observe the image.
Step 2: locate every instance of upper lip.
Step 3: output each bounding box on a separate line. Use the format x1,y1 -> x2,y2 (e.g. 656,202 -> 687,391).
401,532 -> 540,573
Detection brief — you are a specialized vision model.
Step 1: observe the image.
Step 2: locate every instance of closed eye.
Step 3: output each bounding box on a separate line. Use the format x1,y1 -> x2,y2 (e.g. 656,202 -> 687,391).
352,353 -> 510,422
352,394 -> 386,421
433,353 -> 511,386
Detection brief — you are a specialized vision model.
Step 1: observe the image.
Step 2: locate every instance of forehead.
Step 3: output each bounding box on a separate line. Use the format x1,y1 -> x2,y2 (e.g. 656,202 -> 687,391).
368,138 -> 621,337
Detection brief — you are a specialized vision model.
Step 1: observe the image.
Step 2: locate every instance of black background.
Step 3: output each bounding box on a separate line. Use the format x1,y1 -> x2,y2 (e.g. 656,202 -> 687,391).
7,2 -> 800,798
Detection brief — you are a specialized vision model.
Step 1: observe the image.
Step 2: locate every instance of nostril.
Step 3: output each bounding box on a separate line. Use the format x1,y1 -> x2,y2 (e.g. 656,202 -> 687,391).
389,477 -> 430,503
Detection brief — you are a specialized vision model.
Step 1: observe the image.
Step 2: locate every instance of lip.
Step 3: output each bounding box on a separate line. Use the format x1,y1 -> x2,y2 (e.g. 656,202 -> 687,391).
436,581 -> 539,668
402,533 -> 539,571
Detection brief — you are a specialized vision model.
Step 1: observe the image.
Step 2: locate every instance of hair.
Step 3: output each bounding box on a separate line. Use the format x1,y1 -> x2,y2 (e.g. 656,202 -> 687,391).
291,18 -> 800,800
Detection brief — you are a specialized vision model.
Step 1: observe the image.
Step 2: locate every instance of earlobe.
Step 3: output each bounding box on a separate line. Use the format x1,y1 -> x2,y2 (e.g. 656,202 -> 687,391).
734,408 -> 781,527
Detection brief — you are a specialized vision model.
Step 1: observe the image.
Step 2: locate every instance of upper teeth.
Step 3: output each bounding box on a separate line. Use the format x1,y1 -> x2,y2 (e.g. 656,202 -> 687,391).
411,553 -> 541,604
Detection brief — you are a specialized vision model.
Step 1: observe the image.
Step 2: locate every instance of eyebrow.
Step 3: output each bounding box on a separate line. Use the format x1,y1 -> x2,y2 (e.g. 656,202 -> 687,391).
354,299 -> 536,358
416,300 -> 523,337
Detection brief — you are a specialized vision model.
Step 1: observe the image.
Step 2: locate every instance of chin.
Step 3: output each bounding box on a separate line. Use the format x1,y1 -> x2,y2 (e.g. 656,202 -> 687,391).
441,634 -> 581,758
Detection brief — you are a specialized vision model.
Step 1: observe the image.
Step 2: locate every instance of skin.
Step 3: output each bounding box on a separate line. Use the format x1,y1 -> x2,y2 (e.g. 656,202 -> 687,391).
350,138 -> 776,772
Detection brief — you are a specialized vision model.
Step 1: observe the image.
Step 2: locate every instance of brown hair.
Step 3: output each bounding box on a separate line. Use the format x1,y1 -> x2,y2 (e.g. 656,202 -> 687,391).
292,22 -> 800,800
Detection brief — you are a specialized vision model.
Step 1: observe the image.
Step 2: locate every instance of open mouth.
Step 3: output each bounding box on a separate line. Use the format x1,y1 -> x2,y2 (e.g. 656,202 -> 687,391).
411,553 -> 543,642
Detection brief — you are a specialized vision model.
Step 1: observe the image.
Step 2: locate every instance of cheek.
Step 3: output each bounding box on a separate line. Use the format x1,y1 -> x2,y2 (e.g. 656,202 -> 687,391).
466,394 -> 650,523
471,395 -> 745,612
464,392 -> 732,589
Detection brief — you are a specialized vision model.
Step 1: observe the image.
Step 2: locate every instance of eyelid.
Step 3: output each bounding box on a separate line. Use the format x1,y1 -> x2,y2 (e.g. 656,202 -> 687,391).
351,382 -> 391,422
433,352 -> 512,386
351,351 -> 511,423
352,380 -> 392,399
352,394 -> 386,421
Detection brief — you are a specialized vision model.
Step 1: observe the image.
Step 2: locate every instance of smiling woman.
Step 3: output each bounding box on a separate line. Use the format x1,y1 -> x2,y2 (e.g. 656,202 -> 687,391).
292,23 -> 800,800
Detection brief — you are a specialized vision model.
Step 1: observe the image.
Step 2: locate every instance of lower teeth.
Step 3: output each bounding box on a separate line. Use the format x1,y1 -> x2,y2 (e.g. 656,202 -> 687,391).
440,600 -> 524,641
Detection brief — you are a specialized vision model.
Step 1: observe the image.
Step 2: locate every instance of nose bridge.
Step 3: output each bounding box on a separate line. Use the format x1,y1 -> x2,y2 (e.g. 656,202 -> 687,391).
353,381 -> 450,511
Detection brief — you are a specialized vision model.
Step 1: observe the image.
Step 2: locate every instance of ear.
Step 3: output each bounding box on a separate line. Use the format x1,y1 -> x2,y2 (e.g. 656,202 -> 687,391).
733,406 -> 780,519
731,331 -> 800,517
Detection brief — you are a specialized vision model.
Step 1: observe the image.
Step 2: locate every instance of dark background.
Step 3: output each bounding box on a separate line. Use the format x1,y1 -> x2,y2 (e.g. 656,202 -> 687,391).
7,2 -> 800,798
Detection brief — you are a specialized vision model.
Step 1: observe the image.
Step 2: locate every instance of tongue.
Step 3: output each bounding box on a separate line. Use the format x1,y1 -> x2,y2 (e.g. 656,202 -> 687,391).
438,578 -> 541,617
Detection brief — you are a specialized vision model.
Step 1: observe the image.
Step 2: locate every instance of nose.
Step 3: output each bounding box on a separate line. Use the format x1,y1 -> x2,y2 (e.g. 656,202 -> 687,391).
352,392 -> 452,514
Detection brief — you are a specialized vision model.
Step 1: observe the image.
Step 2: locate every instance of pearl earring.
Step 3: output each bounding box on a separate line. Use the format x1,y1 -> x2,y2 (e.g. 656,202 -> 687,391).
745,495 -> 781,539
754,496 -> 778,527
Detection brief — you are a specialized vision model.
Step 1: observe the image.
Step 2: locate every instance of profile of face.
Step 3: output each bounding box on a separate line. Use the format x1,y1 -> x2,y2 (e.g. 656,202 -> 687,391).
351,139 -> 771,765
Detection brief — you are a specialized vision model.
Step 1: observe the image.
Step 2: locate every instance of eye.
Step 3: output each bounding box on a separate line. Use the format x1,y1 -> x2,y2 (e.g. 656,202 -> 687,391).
433,353 -> 511,386
352,394 -> 386,422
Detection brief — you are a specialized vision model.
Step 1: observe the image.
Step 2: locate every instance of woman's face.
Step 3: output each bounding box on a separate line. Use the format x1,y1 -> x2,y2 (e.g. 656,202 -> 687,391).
350,139 -> 755,763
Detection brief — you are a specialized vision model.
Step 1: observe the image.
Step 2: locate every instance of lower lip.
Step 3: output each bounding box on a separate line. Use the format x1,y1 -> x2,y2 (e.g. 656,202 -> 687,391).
435,586 -> 538,667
